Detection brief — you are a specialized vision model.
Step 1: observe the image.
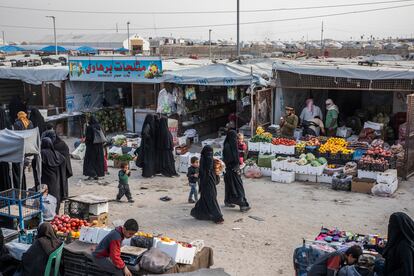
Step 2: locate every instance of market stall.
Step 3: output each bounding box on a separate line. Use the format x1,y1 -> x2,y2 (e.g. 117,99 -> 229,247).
244,126 -> 401,197
272,59 -> 414,178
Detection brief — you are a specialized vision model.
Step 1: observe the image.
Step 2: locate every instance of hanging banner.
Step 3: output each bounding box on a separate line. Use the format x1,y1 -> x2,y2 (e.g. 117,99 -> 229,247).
68,56 -> 163,83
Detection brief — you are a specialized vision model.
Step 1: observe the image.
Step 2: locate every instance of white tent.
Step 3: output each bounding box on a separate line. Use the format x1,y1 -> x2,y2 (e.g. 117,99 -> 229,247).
0,128 -> 41,189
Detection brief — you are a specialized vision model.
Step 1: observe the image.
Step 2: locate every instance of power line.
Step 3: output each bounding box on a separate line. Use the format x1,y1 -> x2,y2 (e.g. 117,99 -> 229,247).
0,0 -> 413,15
0,4 -> 413,31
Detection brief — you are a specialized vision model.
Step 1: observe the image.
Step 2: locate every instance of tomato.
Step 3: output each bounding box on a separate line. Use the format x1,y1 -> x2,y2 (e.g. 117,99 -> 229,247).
71,222 -> 77,227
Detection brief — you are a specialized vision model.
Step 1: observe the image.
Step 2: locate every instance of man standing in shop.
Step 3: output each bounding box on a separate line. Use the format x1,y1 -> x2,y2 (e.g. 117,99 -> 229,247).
280,106 -> 299,137
300,98 -> 323,123
325,99 -> 340,137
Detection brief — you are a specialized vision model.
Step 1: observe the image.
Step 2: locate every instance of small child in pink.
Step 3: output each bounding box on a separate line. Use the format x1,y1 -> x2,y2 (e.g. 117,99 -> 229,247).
237,133 -> 247,166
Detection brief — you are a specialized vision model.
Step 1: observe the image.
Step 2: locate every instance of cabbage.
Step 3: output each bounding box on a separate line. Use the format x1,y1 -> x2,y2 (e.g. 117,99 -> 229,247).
306,153 -> 316,161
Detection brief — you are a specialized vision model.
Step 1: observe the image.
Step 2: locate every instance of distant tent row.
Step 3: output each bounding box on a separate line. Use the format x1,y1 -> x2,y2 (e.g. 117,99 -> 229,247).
0,45 -> 127,54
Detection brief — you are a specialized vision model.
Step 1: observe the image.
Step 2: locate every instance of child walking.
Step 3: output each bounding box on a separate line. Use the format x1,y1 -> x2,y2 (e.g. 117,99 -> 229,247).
116,163 -> 134,203
187,157 -> 199,203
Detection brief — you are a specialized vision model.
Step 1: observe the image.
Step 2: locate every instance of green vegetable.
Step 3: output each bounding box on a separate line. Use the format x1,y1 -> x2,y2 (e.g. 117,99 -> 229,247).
318,157 -> 327,165
311,160 -> 321,167
299,154 -> 307,159
306,153 -> 316,162
297,158 -> 308,166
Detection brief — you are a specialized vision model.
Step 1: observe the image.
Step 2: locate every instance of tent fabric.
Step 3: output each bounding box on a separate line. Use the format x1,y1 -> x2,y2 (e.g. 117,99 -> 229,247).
77,46 -> 97,53
273,60 -> 414,80
0,65 -> 68,85
0,128 -> 41,163
40,45 -> 68,53
115,47 -> 128,52
0,45 -> 24,53
164,63 -> 254,86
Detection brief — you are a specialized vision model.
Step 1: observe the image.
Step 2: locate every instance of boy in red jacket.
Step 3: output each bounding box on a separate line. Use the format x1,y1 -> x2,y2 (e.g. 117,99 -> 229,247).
93,219 -> 138,276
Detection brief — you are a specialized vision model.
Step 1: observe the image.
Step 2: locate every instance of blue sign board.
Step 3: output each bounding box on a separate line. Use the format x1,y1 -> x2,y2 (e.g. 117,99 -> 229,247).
68,56 -> 163,83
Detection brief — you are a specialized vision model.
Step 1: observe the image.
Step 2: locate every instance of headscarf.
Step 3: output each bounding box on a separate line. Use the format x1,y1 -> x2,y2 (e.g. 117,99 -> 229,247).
0,107 -> 10,130
306,98 -> 314,113
36,222 -> 61,255
8,96 -> 26,123
223,130 -> 240,167
326,99 -> 339,112
41,129 -> 57,143
30,108 -> 45,134
41,138 -> 65,167
141,114 -> 155,138
200,145 -> 214,178
383,212 -> 414,258
157,117 -> 173,150
17,111 -> 30,129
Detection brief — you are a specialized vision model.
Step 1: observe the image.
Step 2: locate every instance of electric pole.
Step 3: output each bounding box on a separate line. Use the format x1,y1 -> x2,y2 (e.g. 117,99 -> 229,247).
2,31 -> 4,45
127,21 -> 130,55
116,23 -> 118,33
46,16 -> 57,55
320,21 -> 324,55
209,29 -> 212,60
237,0 -> 240,57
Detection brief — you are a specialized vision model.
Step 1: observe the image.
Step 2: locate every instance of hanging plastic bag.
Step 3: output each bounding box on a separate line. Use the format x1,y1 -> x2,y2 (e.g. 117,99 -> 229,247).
157,88 -> 171,114
71,143 -> 86,160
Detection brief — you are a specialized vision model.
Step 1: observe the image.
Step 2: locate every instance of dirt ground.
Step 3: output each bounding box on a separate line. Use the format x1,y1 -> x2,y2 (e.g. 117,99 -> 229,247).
34,139 -> 414,276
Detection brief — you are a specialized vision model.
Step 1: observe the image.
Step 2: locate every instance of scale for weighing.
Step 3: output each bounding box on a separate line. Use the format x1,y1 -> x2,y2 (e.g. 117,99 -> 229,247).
120,246 -> 148,266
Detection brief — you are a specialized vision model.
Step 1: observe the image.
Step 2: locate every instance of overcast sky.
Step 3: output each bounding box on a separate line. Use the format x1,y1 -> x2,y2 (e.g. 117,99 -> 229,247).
1,0 -> 414,43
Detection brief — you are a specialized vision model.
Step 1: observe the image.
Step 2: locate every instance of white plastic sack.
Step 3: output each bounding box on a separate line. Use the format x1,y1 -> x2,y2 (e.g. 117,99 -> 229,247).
71,143 -> 86,160
244,164 -> 262,178
108,146 -> 123,155
157,88 -> 172,114
371,180 -> 398,197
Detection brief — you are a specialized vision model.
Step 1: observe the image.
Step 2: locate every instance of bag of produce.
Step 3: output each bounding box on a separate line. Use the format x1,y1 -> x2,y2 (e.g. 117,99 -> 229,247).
244,164 -> 262,178
332,173 -> 352,191
71,143 -> 86,160
371,181 -> 398,197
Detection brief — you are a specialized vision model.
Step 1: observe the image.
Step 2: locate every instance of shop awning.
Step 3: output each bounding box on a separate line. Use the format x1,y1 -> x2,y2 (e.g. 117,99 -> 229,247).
0,65 -> 68,85
273,60 -> 414,80
40,45 -> 68,53
0,45 -> 24,53
77,46 -> 97,54
164,63 -> 257,86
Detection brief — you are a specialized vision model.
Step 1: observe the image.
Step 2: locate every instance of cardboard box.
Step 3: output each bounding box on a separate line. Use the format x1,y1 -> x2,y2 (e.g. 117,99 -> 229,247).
88,212 -> 108,227
351,178 -> 376,194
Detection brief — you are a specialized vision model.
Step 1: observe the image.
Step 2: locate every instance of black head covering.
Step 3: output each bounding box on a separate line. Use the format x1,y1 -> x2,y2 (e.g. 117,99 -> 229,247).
30,108 -> 45,134
0,107 -> 10,130
142,114 -> 155,137
223,130 -> 240,167
383,212 -> 414,257
8,96 -> 26,122
200,145 -> 214,176
41,138 -> 65,167
41,129 -> 57,143
158,117 -> 173,150
36,222 -> 61,255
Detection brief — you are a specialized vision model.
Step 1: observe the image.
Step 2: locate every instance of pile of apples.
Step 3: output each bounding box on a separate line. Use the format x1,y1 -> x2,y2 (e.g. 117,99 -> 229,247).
366,146 -> 392,157
50,215 -> 90,234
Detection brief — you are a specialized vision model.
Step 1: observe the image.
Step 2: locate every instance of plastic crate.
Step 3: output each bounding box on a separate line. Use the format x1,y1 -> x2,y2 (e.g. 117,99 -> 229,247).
64,200 -> 90,220
0,189 -> 43,230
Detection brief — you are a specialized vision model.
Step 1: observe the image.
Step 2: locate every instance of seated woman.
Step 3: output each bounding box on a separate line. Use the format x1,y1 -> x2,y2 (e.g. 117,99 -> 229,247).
21,222 -> 62,276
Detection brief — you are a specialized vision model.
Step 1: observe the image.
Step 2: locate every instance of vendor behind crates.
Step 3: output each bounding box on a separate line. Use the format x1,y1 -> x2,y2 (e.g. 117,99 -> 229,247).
92,219 -> 139,276
280,106 -> 299,137
308,245 -> 363,276
32,184 -> 57,221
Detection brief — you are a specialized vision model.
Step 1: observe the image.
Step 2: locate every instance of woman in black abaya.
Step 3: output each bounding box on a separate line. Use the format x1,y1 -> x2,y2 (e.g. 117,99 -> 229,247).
137,114 -> 156,178
382,212 -> 414,276
29,108 -> 46,135
154,115 -> 161,175
40,138 -> 66,213
83,116 -> 105,180
42,130 -> 72,200
191,145 -> 224,224
223,130 -> 250,212
157,117 -> 178,177
0,107 -> 12,192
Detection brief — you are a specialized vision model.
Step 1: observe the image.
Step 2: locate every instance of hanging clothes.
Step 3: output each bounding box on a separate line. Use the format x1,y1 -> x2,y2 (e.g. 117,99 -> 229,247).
190,146 -> 224,224
0,108 -> 12,192
29,108 -> 46,135
138,114 -> 156,178
41,138 -> 66,213
223,130 -> 250,209
83,116 -> 105,178
157,117 -> 178,177
383,212 -> 414,276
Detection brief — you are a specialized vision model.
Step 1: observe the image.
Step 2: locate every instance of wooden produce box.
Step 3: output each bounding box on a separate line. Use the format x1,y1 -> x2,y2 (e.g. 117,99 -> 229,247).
351,178 -> 376,194
88,212 -> 108,227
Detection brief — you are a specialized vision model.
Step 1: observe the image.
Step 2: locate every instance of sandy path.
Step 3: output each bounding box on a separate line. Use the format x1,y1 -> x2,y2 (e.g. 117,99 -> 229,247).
61,154 -> 414,276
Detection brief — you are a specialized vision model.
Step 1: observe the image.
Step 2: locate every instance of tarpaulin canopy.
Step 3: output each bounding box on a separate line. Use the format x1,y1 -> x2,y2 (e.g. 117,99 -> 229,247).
0,128 -> 41,188
0,65 -> 68,85
40,45 -> 68,53
164,63 -> 255,86
77,46 -> 97,54
0,45 -> 24,53
273,60 -> 414,80
0,128 -> 40,163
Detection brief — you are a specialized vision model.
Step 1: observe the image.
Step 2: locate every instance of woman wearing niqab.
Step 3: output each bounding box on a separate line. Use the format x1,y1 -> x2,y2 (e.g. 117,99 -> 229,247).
190,145 -> 224,224
21,222 -> 62,276
137,114 -> 156,178
0,107 -> 12,192
83,116 -> 105,179
157,117 -> 178,177
382,212 -> 414,276
29,108 -> 46,135
41,137 -> 66,213
223,130 -> 250,212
